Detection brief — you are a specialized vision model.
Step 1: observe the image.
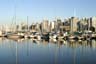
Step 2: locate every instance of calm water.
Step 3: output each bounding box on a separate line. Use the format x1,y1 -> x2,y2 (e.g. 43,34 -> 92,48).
0,38 -> 96,64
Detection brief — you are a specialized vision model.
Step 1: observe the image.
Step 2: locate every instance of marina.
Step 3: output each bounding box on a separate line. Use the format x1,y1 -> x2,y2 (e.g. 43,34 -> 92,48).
1,31 -> 96,41
0,0 -> 96,64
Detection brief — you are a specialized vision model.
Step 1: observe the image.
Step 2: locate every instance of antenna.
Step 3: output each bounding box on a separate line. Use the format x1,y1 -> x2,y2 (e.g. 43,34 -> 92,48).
11,0 -> 17,32
74,8 -> 76,17
27,16 -> 29,31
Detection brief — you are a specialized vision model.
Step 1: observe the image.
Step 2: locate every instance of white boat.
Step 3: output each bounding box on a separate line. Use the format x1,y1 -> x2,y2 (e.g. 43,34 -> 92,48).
49,39 -> 57,43
0,31 -> 5,37
29,34 -> 35,38
78,40 -> 82,42
69,39 -> 75,42
29,32 -> 41,40
7,33 -> 23,39
78,36 -> 84,40
68,35 -> 75,40
58,36 -> 64,39
49,34 -> 57,39
35,33 -> 41,40
24,35 -> 29,39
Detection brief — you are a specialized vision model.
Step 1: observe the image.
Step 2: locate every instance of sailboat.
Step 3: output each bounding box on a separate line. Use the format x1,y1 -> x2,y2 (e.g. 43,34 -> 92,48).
6,2 -> 24,39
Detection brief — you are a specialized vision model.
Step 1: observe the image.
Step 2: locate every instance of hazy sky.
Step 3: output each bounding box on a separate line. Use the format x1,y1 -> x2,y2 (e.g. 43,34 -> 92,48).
0,0 -> 96,24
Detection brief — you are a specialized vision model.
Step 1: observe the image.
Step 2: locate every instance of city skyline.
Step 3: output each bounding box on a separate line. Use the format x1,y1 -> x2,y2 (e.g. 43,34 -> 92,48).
0,0 -> 96,24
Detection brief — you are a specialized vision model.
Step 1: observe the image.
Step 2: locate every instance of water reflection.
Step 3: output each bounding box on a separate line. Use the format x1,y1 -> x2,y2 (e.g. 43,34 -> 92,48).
0,39 -> 96,64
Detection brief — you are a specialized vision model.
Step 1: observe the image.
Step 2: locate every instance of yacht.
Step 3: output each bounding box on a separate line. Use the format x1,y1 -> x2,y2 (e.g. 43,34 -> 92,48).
49,32 -> 57,39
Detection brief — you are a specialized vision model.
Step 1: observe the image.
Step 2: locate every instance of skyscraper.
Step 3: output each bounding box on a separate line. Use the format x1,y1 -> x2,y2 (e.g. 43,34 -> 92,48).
92,17 -> 96,32
70,17 -> 79,33
42,20 -> 50,32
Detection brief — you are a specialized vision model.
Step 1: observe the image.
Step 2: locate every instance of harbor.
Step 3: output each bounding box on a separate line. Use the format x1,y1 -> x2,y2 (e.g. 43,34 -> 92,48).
0,32 -> 95,41
0,0 -> 96,64
0,29 -> 96,41
0,17 -> 96,64
0,17 -> 96,42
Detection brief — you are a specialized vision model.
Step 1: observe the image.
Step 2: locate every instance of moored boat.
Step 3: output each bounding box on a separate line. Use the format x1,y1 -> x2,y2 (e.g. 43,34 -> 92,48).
49,33 -> 57,39
7,33 -> 24,39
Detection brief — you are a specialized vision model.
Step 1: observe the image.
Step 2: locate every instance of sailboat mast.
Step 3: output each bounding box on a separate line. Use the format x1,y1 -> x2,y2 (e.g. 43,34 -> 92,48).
14,0 -> 17,32
11,0 -> 16,32
74,8 -> 76,17
27,16 -> 29,31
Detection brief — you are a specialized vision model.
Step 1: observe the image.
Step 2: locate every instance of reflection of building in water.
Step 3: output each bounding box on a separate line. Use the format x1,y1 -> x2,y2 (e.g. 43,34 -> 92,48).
57,40 -> 67,47
0,37 -> 5,42
4,39 -> 96,49
16,42 -> 18,64
68,42 -> 79,48
12,38 -> 25,43
58,40 -> 68,47
91,40 -> 96,49
42,40 -> 49,46
49,39 -> 57,44
66,40 -> 96,49
54,42 -> 59,64
22,39 -> 96,49
58,41 -> 63,47
35,40 -> 41,45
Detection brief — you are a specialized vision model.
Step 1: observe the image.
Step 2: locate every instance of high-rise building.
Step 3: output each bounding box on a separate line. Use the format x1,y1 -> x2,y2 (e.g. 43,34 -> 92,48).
59,19 -> 70,32
35,23 -> 41,33
50,21 -> 55,32
42,20 -> 50,32
87,18 -> 92,31
56,19 -> 62,31
92,17 -> 96,32
20,22 -> 28,31
80,18 -> 88,32
70,17 -> 79,33
29,23 -> 36,32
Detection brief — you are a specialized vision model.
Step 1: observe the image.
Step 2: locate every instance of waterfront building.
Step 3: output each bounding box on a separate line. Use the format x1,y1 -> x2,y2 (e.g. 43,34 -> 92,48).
0,17 -> 96,34
70,17 -> 79,33
35,23 -> 41,33
80,18 -> 88,32
87,18 -> 92,31
21,22 -> 28,31
0,25 -> 5,33
56,19 -> 62,31
77,21 -> 81,32
18,24 -> 22,31
4,25 -> 11,32
59,19 -> 70,32
63,19 -> 70,32
92,17 -> 96,32
29,23 -> 37,32
50,21 -> 56,32
0,25 -> 3,36
41,20 -> 50,32
0,30 -> 3,36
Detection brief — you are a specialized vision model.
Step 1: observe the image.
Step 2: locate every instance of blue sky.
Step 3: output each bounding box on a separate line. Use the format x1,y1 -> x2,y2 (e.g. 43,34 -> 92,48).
0,0 -> 96,24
